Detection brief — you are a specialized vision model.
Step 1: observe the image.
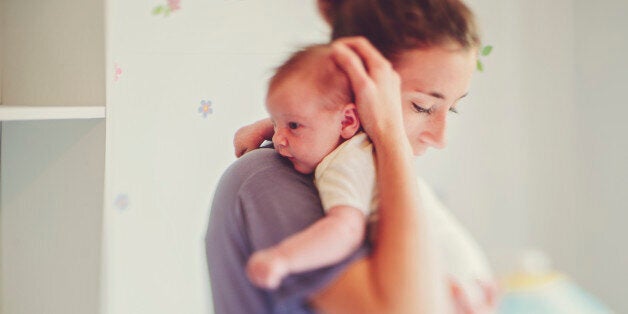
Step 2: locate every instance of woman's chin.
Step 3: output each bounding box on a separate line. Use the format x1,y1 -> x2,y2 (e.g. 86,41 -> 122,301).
413,147 -> 427,156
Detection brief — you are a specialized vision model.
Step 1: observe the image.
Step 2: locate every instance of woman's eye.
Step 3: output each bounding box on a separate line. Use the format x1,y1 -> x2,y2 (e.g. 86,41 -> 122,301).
449,107 -> 459,114
412,102 -> 431,114
288,122 -> 299,129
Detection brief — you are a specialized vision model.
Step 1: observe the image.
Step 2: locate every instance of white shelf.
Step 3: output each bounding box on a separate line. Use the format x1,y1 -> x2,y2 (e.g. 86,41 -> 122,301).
0,106 -> 105,121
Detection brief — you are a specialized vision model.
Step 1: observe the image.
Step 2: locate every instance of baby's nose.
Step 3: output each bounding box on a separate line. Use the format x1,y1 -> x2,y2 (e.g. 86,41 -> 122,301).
272,129 -> 288,147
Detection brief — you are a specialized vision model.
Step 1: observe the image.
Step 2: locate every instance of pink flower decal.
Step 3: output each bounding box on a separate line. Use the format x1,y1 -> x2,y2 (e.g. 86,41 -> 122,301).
198,100 -> 213,118
114,63 -> 122,82
168,0 -> 181,11
152,0 -> 181,17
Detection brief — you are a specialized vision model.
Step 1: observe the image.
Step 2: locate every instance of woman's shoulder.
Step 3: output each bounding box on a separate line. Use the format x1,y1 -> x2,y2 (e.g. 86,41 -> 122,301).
217,147 -> 317,199
226,147 -> 285,177
222,148 -> 300,183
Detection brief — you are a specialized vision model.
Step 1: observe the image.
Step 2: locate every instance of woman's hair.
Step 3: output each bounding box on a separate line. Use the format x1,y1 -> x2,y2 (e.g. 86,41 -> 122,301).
268,44 -> 352,111
319,0 -> 480,60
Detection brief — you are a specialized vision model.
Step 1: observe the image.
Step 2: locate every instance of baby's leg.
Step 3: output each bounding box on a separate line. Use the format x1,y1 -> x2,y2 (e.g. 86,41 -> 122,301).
246,206 -> 366,289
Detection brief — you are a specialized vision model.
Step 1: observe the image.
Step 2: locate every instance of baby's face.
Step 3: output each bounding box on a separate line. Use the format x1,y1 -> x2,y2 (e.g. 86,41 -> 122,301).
266,75 -> 344,174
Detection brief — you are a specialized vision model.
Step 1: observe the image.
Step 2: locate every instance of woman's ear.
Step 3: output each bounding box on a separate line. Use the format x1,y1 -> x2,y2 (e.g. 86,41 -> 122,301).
340,103 -> 360,139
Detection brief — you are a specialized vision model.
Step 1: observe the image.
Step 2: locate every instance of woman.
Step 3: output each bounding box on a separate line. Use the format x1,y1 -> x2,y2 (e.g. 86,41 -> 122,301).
207,0 -> 494,313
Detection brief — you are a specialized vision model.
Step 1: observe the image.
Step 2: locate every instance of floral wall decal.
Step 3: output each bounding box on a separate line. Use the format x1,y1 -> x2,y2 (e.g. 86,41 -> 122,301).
113,63 -> 123,82
152,0 -> 181,17
198,99 -> 213,118
114,193 -> 130,211
477,45 -> 493,72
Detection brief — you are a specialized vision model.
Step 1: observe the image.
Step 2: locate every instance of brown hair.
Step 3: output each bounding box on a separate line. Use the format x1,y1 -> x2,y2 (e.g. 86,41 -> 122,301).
268,44 -> 352,111
319,0 -> 480,60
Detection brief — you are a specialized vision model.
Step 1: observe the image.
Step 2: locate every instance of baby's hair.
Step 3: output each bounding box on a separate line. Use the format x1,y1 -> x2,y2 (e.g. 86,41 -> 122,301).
268,44 -> 352,112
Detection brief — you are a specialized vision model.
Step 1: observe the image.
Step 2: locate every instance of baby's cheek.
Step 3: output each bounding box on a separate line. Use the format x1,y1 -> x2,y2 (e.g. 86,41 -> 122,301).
292,159 -> 315,175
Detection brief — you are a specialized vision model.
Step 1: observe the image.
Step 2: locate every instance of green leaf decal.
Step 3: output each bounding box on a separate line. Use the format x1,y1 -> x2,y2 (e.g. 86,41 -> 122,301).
481,45 -> 493,56
477,60 -> 484,72
152,6 -> 164,15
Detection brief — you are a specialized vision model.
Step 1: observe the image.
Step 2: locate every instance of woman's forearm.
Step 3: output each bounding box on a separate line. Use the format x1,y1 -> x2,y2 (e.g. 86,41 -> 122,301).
370,132 -> 442,313
311,136 -> 444,314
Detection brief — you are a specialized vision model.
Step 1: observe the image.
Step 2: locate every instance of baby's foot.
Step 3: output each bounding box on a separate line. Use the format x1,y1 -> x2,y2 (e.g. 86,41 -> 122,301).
246,249 -> 290,289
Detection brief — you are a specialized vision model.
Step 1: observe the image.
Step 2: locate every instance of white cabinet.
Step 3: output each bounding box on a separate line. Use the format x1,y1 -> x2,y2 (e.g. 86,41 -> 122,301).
1,0 -> 106,313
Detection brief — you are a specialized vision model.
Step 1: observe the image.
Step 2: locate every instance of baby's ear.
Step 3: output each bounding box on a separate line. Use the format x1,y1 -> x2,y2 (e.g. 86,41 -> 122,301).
340,103 -> 360,139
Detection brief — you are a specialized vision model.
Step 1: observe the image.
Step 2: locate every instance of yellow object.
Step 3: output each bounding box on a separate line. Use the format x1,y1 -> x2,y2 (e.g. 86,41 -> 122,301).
504,272 -> 564,291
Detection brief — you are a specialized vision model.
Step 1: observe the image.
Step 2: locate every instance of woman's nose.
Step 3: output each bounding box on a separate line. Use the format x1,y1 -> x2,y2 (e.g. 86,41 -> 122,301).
420,114 -> 447,149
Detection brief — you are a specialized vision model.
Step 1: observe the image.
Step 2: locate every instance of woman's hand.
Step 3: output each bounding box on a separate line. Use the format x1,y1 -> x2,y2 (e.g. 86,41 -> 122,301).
330,37 -> 408,148
449,278 -> 499,314
233,118 -> 274,157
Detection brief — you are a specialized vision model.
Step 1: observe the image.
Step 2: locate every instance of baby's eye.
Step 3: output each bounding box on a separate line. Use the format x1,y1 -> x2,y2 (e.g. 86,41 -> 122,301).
412,102 -> 432,114
288,122 -> 300,130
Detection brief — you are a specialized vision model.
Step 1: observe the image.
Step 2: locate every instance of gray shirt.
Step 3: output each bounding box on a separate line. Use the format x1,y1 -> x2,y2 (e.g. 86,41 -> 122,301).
205,147 -> 370,314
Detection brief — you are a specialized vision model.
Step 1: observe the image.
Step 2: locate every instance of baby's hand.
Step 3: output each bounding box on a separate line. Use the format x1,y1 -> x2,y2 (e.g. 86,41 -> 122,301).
246,249 -> 290,290
233,118 -> 274,157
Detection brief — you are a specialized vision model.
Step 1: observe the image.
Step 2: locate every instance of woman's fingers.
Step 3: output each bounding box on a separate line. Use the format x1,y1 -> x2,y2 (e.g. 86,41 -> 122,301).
449,278 -> 475,314
478,279 -> 499,310
331,37 -> 400,98
333,36 -> 392,76
330,36 -> 406,144
331,41 -> 372,95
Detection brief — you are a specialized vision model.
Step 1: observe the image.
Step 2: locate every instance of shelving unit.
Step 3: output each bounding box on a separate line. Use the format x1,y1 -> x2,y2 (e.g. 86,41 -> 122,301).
0,106 -> 105,121
0,0 -> 106,313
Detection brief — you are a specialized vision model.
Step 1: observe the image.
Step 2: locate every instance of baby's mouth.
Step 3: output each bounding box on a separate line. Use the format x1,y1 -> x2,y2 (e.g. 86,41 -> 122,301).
278,150 -> 294,159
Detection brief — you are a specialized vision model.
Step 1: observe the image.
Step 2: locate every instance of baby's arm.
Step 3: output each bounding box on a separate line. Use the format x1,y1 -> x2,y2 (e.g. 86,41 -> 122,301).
246,205 -> 366,290
233,118 -> 274,157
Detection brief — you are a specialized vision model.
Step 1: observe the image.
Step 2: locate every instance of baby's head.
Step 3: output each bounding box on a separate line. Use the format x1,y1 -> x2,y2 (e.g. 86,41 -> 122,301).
266,44 -> 360,174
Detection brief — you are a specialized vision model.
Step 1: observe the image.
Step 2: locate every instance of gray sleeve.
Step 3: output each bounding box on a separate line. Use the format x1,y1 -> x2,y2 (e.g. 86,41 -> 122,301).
205,148 -> 370,314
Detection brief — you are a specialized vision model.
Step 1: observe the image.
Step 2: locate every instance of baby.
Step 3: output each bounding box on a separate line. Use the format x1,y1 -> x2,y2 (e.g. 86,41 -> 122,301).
245,44 -> 377,289
244,44 -> 496,311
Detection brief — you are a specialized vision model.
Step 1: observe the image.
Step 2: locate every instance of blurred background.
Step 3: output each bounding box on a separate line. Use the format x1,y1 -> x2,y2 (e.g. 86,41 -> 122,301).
1,0 -> 625,313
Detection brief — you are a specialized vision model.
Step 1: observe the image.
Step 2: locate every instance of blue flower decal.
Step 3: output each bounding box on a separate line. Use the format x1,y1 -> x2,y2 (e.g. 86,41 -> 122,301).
115,194 -> 130,211
198,100 -> 213,118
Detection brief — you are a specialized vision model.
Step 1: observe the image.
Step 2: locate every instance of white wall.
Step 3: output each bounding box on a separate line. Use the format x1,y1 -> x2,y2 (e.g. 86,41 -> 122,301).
571,0 -> 628,311
102,1 -> 328,314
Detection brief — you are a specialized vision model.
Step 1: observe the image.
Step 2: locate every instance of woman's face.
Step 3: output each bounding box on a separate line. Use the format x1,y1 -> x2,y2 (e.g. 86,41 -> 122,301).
393,44 -> 477,156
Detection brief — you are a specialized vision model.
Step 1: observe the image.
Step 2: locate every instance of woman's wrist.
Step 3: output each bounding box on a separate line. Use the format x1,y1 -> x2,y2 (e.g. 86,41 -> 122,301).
369,127 -> 412,157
